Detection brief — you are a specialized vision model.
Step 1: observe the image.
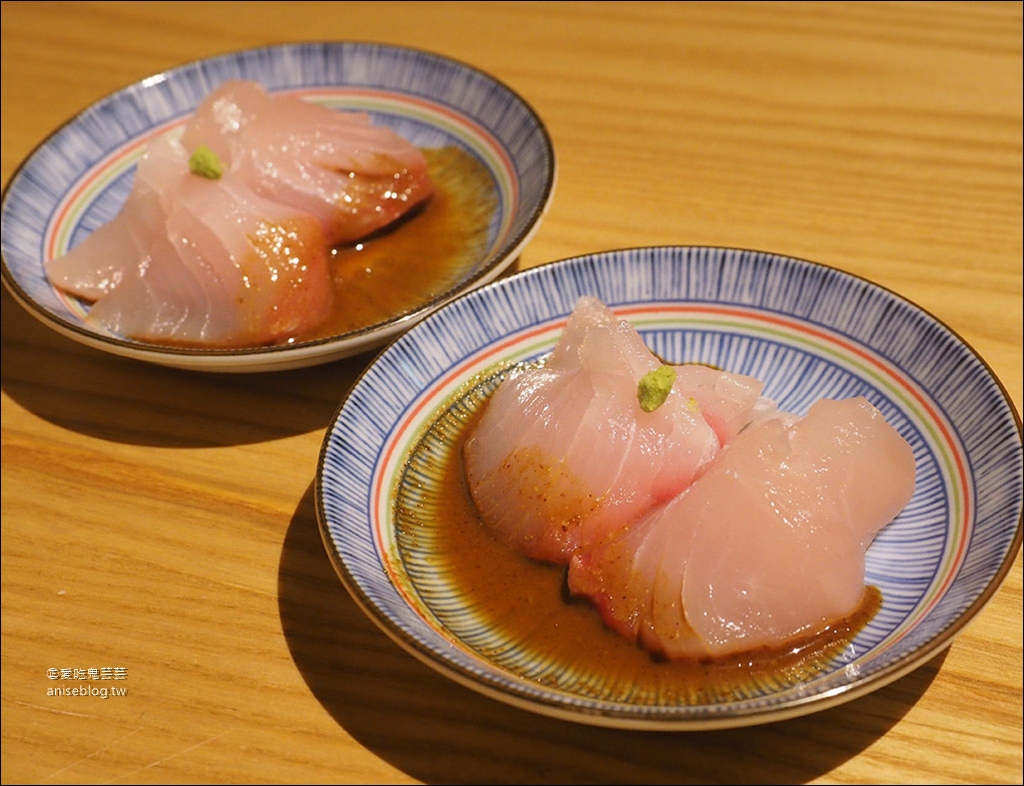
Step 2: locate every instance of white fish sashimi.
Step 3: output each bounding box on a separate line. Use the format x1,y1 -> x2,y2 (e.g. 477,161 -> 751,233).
465,297 -> 736,564
673,363 -> 780,446
462,296 -> 917,661
180,80 -> 435,245
176,79 -> 271,165
45,136 -> 185,304
46,79 -> 436,348
568,396 -> 917,660
46,136 -> 334,347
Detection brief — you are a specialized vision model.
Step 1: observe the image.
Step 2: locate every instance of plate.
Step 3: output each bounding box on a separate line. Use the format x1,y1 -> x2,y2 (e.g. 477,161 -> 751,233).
315,246 -> 1023,730
0,42 -> 556,372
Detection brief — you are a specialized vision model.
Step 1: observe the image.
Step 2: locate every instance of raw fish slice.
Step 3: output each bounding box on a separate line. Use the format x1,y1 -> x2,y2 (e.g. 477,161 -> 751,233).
235,99 -> 434,245
473,367 -> 591,481
50,136 -> 334,347
177,79 -> 271,165
50,136 -> 233,342
466,298 -> 621,482
153,165 -> 332,346
463,296 -> 720,564
45,195 -> 161,304
569,396 -> 916,660
45,134 -> 186,302
673,364 -> 778,445
561,369 -> 710,521
681,397 -> 915,656
640,487 -> 714,658
85,231 -> 220,341
568,486 -> 709,657
467,371 -> 598,560
559,374 -> 637,499
181,80 -> 434,245
556,315 -> 652,495
568,500 -> 679,643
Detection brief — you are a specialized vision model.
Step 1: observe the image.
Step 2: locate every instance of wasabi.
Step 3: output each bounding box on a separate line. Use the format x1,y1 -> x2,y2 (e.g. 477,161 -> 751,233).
188,145 -> 223,180
637,364 -> 677,413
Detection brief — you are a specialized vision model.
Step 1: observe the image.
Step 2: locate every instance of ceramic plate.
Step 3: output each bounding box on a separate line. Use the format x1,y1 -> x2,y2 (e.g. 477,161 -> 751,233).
316,246 -> 1023,730
0,42 -> 556,372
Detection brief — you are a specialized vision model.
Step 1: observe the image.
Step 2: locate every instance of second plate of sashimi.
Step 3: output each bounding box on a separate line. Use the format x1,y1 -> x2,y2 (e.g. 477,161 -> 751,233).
316,246 -> 1023,731
0,42 -> 556,371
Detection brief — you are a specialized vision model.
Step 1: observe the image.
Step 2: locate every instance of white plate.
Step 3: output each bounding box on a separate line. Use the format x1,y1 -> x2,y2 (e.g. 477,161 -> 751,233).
0,42 -> 556,372
316,246 -> 1023,730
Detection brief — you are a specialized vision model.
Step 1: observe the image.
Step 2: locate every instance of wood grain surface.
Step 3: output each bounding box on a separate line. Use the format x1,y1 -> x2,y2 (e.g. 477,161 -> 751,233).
2,2 -> 1021,784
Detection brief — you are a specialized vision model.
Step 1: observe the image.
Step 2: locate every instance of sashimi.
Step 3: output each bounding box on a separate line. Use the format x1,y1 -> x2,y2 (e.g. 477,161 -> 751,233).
462,297 -> 773,564
46,135 -> 333,347
568,396 -> 917,660
46,79 -> 435,348
673,363 -> 781,446
46,135 -> 186,304
180,80 -> 435,245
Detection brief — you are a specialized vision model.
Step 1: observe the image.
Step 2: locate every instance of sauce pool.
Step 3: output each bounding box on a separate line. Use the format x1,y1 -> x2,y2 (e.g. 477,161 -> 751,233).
295,146 -> 498,342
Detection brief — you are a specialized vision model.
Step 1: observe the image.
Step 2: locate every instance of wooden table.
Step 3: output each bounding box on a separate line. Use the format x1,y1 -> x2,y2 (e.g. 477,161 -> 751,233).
2,2 -> 1021,783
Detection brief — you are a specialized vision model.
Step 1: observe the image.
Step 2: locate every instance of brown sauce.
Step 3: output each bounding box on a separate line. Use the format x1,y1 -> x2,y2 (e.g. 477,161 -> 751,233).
395,368 -> 882,706
297,145 -> 497,341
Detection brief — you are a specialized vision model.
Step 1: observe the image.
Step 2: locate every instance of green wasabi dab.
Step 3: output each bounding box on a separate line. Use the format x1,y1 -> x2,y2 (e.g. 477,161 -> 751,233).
637,364 -> 677,413
188,145 -> 223,180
